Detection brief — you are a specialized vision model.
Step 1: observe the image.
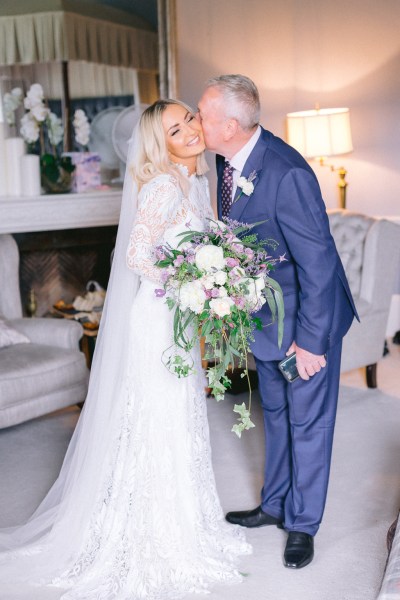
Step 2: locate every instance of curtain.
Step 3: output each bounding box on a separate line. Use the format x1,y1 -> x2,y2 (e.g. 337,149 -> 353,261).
0,11 -> 158,72
0,62 -> 158,102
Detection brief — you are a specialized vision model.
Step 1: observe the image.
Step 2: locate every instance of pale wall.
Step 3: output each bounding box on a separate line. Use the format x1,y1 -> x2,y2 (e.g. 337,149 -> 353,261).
175,0 -> 400,217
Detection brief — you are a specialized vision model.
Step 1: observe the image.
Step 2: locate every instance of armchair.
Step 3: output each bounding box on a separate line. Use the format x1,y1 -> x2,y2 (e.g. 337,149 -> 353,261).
0,234 -> 89,429
327,209 -> 400,387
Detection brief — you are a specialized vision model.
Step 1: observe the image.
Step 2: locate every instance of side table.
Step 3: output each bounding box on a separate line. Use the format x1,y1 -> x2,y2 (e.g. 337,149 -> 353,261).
80,325 -> 98,368
49,307 -> 99,368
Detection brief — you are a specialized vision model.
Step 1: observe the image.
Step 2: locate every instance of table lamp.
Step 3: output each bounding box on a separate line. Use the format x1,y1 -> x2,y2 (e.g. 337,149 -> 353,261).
286,107 -> 353,209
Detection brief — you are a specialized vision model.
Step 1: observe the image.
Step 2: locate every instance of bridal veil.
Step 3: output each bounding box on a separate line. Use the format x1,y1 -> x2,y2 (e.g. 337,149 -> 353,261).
0,131 -> 141,581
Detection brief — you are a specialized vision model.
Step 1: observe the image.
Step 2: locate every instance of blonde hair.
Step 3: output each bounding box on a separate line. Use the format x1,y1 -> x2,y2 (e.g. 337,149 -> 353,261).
130,99 -> 208,194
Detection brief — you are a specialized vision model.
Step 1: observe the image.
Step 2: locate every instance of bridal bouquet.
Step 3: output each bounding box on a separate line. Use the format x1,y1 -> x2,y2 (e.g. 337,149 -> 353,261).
155,218 -> 285,436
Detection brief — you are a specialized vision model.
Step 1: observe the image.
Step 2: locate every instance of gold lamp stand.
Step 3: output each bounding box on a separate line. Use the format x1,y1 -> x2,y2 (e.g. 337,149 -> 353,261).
318,158 -> 348,209
336,166 -> 348,209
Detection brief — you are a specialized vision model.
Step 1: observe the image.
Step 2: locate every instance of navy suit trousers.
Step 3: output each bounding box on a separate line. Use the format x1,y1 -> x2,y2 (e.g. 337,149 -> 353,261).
255,340 -> 342,536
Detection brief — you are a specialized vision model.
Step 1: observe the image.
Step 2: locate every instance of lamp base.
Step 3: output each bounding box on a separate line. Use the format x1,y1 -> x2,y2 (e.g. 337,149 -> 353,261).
317,158 -> 348,209
337,167 -> 348,209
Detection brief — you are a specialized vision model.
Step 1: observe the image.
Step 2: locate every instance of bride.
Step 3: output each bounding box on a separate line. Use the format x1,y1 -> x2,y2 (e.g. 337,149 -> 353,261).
0,99 -> 251,599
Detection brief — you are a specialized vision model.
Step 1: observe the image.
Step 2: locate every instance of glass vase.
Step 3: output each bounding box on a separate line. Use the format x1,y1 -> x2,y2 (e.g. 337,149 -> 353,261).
40,154 -> 75,194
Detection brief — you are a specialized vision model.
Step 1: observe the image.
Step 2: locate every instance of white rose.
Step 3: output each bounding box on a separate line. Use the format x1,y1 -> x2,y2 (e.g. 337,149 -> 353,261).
218,287 -> 227,297
255,276 -> 265,291
214,270 -> 227,285
258,296 -> 266,308
242,181 -> 254,195
195,245 -> 225,272
235,277 -> 260,306
237,176 -> 254,196
229,266 -> 246,279
200,274 -> 215,290
245,278 -> 258,298
179,281 -> 207,314
209,296 -> 234,318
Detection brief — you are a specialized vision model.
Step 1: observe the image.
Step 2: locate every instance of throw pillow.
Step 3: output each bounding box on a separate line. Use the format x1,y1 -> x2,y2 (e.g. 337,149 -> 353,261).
0,319 -> 30,349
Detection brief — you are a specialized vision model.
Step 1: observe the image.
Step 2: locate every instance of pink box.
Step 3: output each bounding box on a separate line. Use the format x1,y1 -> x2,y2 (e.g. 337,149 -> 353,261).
63,152 -> 101,193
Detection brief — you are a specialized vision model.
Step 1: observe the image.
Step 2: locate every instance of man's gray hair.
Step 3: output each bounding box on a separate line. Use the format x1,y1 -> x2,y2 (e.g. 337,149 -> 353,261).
205,74 -> 260,131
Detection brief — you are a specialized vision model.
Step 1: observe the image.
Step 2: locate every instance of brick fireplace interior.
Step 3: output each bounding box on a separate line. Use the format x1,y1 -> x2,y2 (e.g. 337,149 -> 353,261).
14,226 -> 118,317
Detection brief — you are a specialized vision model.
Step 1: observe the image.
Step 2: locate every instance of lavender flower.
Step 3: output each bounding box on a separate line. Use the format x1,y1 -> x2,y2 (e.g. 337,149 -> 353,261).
226,257 -> 239,268
173,255 -> 185,267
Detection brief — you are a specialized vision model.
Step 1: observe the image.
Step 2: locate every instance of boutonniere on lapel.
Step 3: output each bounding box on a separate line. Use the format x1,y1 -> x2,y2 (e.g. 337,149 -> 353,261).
233,170 -> 257,203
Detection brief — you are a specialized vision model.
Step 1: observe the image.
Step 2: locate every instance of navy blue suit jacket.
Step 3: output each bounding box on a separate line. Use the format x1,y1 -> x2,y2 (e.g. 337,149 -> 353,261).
217,128 -> 358,361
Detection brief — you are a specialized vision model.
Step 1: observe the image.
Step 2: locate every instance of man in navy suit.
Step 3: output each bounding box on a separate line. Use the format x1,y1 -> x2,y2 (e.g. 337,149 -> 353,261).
198,75 -> 358,569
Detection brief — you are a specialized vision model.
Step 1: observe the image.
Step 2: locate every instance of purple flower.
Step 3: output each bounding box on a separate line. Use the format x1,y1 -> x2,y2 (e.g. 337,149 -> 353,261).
210,288 -> 220,298
234,297 -> 245,309
244,248 -> 254,259
232,243 -> 244,253
226,257 -> 239,268
160,270 -> 169,283
155,247 -> 166,260
225,233 -> 236,243
154,289 -> 166,297
173,255 -> 185,267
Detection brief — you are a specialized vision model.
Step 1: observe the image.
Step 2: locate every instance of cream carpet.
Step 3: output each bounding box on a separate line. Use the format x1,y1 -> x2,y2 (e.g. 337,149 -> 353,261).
1,383 -> 400,600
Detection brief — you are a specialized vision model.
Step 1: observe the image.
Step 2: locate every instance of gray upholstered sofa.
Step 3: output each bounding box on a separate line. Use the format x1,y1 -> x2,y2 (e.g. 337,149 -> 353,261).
0,234 -> 89,429
327,209 -> 400,387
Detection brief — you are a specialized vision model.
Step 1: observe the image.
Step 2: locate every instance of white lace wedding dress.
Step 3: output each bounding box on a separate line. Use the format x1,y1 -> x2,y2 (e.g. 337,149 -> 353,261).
0,169 -> 251,599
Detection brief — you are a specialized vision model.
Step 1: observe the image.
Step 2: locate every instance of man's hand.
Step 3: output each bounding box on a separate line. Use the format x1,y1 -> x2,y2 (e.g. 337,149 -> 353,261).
287,342 -> 327,381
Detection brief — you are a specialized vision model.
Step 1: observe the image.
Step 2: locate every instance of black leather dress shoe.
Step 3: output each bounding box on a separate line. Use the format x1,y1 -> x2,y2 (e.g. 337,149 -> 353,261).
284,532 -> 314,569
225,506 -> 283,528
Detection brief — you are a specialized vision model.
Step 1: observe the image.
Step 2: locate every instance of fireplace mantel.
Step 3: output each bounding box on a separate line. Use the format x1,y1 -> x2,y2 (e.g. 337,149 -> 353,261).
0,190 -> 122,234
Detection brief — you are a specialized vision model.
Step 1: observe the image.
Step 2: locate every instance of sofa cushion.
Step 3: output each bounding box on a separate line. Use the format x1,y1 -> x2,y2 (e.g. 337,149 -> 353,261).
0,344 -> 87,408
0,318 -> 30,349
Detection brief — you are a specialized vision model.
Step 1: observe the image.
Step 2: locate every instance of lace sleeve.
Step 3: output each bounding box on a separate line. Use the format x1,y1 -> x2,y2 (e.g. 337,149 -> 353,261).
126,177 -> 180,283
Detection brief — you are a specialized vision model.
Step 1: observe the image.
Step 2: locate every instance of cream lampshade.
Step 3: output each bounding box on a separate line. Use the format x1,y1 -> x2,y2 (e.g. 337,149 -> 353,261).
286,107 -> 353,208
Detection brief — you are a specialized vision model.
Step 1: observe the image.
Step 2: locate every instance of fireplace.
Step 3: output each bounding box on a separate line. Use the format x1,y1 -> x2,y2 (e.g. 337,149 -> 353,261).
14,226 -> 117,317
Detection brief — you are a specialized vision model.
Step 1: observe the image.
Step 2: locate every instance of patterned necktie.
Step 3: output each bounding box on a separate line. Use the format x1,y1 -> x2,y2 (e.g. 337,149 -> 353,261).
221,161 -> 235,219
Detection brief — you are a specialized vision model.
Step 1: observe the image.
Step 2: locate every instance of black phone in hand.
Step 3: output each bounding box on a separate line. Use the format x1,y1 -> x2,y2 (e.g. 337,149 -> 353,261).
278,352 -> 300,383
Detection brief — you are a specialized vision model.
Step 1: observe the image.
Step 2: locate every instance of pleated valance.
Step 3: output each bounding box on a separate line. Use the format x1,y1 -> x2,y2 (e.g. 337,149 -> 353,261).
0,11 -> 158,71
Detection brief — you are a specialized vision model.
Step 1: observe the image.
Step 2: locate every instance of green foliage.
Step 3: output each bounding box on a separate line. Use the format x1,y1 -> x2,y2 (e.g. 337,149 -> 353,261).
40,153 -> 75,183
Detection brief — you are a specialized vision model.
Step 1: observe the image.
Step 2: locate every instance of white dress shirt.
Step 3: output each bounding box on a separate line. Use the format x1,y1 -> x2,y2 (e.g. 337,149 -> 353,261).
228,125 -> 261,200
